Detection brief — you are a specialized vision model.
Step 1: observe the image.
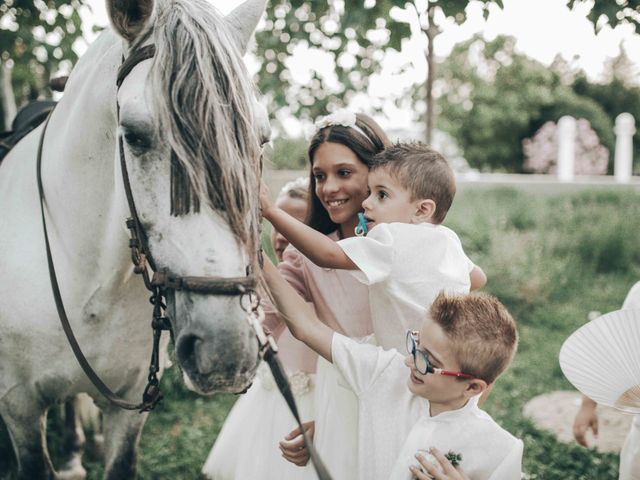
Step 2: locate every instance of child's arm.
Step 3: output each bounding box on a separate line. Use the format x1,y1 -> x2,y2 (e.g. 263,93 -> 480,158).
573,395 -> 598,447
262,257 -> 334,361
469,265 -> 487,291
261,181 -> 356,270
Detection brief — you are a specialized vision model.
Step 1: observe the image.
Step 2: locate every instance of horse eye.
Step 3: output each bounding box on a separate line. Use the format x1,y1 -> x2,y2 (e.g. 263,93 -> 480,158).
123,129 -> 152,154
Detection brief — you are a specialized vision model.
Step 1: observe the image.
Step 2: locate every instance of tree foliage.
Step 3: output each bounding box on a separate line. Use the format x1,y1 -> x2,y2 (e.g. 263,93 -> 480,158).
436,35 -> 614,172
254,0 -> 501,129
0,0 -> 86,125
255,0 -> 408,123
568,0 -> 640,31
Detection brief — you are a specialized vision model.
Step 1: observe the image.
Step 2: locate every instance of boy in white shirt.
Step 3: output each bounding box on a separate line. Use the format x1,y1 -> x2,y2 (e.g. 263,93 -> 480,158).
261,142 -> 486,351
262,261 -> 523,480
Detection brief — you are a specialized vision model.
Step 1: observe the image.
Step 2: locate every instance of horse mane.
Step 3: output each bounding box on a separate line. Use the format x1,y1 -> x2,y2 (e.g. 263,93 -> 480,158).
136,0 -> 261,261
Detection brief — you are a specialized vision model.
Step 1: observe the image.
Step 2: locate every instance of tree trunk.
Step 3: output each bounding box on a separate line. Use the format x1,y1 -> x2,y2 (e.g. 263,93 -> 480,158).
423,2 -> 438,144
0,61 -> 17,130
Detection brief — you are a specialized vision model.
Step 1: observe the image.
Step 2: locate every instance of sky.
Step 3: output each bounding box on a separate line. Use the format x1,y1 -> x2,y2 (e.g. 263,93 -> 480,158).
82,0 -> 640,133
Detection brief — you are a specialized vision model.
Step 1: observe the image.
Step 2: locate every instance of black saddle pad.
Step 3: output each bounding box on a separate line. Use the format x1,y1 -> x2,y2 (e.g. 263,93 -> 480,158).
0,100 -> 57,163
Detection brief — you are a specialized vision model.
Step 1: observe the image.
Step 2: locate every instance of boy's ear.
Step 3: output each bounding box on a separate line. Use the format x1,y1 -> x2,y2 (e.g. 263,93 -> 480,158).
464,379 -> 488,398
413,199 -> 437,222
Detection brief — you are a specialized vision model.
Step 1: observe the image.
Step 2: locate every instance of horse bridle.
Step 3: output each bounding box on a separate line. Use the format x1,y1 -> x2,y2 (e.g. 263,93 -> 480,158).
37,44 -> 261,412
38,44 -> 333,479
118,49 -> 331,480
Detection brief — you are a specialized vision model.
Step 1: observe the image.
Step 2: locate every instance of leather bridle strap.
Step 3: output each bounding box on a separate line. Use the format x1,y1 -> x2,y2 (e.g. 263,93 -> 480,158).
150,270 -> 256,294
116,44 -> 156,89
117,133 -> 257,295
37,111 -> 147,411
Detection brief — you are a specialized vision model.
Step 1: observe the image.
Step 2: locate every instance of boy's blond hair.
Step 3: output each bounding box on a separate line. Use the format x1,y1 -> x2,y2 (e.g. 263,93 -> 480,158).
277,176 -> 309,201
429,292 -> 518,384
370,142 -> 455,224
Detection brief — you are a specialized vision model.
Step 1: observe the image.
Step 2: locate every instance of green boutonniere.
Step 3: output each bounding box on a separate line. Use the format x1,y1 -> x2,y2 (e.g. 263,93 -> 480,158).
444,451 -> 463,467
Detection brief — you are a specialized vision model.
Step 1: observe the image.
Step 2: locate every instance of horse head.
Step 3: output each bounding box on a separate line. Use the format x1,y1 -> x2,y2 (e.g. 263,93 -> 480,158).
108,0 -> 270,394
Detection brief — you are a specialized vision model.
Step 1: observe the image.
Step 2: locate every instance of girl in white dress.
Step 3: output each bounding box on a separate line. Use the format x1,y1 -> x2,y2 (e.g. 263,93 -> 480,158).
202,112 -> 390,480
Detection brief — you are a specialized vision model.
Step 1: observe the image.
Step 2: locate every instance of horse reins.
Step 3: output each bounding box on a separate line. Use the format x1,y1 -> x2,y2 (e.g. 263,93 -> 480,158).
37,44 -> 332,479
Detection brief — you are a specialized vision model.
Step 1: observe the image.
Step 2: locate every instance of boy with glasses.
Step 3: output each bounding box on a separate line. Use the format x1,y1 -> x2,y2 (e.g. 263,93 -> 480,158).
263,262 -> 522,480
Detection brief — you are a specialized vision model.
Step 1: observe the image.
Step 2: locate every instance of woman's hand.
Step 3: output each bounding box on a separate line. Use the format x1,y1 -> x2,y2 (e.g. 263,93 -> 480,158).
409,448 -> 470,480
279,420 -> 315,466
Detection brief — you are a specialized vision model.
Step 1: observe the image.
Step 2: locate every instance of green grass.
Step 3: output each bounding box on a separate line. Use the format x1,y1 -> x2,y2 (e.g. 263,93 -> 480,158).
2,187 -> 639,479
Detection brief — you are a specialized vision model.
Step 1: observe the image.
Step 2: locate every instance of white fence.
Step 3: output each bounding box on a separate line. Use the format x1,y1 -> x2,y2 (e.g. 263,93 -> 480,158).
557,113 -> 636,183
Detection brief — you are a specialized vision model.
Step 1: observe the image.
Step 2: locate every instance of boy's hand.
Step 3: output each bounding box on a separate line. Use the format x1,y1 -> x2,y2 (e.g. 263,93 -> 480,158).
260,180 -> 275,219
279,420 -> 315,466
410,448 -> 470,480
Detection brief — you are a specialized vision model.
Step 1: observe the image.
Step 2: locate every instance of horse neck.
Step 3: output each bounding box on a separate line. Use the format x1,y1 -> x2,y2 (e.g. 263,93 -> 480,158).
43,31 -> 133,282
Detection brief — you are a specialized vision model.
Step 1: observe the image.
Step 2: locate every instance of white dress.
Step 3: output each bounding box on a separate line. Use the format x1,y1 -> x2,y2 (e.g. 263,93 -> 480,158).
202,238 -> 372,480
202,330 -> 317,480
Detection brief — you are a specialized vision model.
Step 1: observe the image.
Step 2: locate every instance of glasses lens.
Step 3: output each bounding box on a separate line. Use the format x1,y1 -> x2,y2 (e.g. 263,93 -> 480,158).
405,330 -> 414,354
415,351 -> 429,375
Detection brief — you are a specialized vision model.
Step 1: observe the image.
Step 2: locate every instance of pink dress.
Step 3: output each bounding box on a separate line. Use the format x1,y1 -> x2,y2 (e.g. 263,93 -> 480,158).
203,233 -> 372,480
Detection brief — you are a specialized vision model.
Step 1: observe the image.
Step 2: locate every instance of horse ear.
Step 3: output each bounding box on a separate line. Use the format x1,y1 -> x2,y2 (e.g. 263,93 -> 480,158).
106,0 -> 154,42
226,0 -> 267,53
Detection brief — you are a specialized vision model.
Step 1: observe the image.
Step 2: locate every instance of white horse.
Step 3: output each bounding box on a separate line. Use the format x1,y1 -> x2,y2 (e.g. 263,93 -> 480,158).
0,0 -> 270,478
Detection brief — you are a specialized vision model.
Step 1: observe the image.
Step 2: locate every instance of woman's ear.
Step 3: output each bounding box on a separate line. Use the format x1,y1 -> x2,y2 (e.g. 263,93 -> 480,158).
413,199 -> 437,223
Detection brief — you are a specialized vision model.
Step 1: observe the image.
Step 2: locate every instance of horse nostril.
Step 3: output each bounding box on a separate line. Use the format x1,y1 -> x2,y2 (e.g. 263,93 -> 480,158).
177,334 -> 216,376
177,333 -> 197,367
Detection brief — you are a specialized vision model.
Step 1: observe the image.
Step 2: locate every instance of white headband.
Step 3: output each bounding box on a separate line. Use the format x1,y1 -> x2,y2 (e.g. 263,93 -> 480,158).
313,109 -> 369,139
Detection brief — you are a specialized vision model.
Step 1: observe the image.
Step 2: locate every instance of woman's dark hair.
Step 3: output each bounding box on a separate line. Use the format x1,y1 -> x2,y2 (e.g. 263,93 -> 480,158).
306,113 -> 390,234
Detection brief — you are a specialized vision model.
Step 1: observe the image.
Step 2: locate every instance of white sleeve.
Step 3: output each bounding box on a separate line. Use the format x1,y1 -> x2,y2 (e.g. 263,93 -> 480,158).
465,252 -> 475,273
443,226 -> 475,272
487,439 -> 523,480
331,332 -> 397,395
337,223 -> 394,285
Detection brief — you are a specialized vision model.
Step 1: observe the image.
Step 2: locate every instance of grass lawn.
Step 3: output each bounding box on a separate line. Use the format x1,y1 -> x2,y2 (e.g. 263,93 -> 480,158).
1,186 -> 639,479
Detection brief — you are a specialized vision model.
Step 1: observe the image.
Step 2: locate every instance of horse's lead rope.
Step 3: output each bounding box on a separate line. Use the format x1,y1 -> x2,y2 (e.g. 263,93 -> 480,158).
249,155 -> 333,479
244,296 -> 333,480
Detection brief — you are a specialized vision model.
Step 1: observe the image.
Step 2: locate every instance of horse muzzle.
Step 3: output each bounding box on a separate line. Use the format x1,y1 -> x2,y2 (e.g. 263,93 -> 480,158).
171,293 -> 260,394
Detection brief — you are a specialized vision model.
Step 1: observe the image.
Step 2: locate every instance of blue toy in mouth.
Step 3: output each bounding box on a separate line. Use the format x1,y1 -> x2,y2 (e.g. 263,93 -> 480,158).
355,212 -> 368,237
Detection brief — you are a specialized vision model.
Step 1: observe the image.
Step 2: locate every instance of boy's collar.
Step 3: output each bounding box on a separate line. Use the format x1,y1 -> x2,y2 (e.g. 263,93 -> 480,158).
426,394 -> 480,420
